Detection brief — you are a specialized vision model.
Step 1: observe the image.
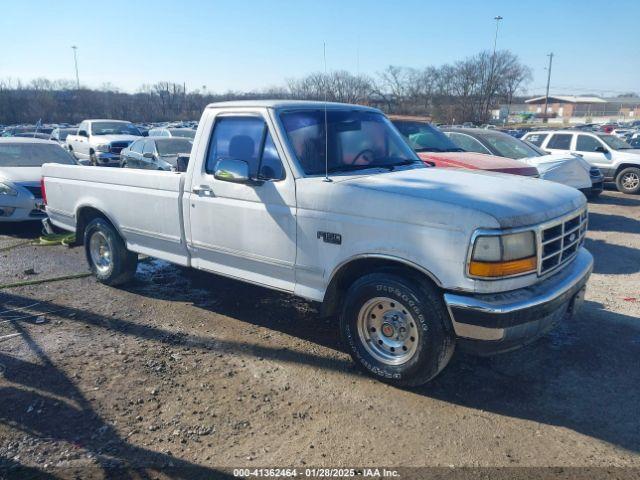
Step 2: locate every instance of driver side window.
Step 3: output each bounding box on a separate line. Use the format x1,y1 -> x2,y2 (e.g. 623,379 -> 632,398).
205,116 -> 285,181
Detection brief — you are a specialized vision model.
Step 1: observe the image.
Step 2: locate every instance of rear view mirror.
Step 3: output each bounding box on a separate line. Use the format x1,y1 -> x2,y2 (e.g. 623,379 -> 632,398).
143,152 -> 155,159
214,158 -> 251,183
78,130 -> 88,137
595,146 -> 608,153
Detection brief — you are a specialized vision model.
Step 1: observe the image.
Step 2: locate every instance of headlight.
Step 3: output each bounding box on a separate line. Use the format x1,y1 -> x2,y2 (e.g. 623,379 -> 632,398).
95,144 -> 111,152
0,182 -> 18,196
469,231 -> 537,278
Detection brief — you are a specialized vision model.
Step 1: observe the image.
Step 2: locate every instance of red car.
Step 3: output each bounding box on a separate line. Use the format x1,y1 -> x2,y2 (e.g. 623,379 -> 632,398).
391,117 -> 539,177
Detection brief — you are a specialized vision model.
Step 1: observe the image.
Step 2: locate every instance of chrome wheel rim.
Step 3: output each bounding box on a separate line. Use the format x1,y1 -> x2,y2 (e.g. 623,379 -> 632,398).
621,172 -> 639,190
357,297 -> 420,366
89,231 -> 112,274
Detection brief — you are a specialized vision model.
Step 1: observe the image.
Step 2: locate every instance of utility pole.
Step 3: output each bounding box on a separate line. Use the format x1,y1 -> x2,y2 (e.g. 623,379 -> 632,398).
543,52 -> 554,123
71,46 -> 80,89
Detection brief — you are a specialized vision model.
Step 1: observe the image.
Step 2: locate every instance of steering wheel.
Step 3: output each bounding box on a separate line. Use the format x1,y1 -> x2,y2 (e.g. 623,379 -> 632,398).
351,148 -> 376,165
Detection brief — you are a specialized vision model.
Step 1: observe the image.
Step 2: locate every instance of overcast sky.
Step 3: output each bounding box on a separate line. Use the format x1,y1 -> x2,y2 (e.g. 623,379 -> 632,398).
1,0 -> 638,96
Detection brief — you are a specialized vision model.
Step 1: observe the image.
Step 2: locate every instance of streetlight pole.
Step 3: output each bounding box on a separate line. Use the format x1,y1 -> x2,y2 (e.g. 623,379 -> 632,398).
492,16 -> 503,57
71,46 -> 80,90
486,15 -> 503,122
543,52 -> 554,124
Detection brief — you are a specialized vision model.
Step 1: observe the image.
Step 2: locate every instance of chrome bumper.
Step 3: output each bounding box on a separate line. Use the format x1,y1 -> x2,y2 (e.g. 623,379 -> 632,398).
444,248 -> 593,355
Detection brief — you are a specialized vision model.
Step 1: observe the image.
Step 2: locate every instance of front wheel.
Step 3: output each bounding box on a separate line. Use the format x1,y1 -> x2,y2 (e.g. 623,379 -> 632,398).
90,152 -> 98,166
340,271 -> 455,387
84,217 -> 138,285
616,167 -> 640,194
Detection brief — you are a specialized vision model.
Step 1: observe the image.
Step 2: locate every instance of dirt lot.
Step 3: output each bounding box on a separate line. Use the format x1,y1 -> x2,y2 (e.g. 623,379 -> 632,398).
0,190 -> 639,478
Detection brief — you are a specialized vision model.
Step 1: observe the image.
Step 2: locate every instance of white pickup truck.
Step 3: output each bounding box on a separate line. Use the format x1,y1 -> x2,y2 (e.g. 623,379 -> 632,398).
42,101 -> 593,386
66,119 -> 143,166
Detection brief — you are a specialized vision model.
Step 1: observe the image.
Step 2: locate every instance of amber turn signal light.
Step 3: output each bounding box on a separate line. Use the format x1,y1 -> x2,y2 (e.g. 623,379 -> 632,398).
469,256 -> 537,278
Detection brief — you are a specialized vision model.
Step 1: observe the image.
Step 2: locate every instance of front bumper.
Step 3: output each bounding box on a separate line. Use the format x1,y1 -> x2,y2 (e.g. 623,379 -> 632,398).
95,152 -> 122,166
0,185 -> 46,222
444,248 -> 593,355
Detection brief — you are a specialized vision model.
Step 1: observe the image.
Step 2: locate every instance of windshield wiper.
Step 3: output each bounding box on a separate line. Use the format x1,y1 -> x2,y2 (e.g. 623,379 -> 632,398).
326,163 -> 397,173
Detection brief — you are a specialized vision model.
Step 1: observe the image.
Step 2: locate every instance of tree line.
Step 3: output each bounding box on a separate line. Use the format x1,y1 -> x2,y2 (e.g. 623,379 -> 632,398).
0,50 -> 532,125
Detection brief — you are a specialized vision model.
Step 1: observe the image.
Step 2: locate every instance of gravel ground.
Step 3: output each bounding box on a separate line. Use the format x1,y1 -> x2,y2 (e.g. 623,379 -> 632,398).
0,189 -> 638,479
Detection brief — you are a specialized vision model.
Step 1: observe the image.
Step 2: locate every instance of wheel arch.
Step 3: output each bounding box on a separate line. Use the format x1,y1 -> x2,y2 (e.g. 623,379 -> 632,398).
75,205 -> 121,245
614,163 -> 640,177
320,254 -> 443,318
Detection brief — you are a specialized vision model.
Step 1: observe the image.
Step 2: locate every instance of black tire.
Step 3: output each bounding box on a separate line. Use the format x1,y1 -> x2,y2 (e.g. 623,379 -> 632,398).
615,167 -> 640,194
340,271 -> 455,387
84,217 -> 138,285
586,189 -> 602,200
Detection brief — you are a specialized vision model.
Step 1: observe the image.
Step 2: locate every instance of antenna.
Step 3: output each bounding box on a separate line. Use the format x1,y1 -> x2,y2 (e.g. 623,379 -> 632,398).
323,42 -> 332,182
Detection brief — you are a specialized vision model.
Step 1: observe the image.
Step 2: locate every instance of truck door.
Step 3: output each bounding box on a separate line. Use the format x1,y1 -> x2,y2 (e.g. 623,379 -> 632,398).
187,112 -> 296,291
572,134 -> 614,176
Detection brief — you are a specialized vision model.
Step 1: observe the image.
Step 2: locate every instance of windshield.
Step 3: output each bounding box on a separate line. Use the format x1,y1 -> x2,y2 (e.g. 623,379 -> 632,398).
392,120 -> 462,152
479,132 -> 541,159
280,110 -> 421,175
0,143 -> 77,167
598,134 -> 633,150
156,139 -> 193,156
169,129 -> 195,139
91,122 -> 142,136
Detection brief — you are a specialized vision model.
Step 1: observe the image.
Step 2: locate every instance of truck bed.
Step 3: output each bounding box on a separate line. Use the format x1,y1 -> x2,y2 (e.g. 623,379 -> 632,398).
42,164 -> 190,266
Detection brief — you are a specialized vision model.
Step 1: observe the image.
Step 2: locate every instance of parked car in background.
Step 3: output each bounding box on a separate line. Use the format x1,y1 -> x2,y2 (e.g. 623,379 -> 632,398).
120,137 -> 193,171
522,130 -> 640,194
50,127 -> 77,147
66,119 -> 143,166
629,137 -> 640,149
43,100 -> 593,387
0,138 -> 76,222
148,127 -> 196,139
391,117 -> 539,177
443,128 -> 604,198
14,132 -> 52,140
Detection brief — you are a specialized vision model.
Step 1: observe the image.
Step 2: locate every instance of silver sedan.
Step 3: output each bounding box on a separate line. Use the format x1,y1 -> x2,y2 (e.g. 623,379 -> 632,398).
0,138 -> 77,222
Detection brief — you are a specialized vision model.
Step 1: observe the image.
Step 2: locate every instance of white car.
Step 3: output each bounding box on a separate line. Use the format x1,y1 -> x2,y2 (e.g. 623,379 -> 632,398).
43,101 -> 593,387
0,138 -> 76,222
520,153 -> 595,196
523,130 -> 640,194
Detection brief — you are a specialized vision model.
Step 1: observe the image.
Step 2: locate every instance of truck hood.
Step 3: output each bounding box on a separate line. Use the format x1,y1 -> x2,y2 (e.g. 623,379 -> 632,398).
0,167 -> 42,184
330,167 -> 586,229
92,135 -> 140,143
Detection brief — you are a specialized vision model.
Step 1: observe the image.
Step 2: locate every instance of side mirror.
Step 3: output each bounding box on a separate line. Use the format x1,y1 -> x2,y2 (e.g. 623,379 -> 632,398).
595,146 -> 608,153
214,158 -> 251,184
78,130 -> 88,137
143,152 -> 155,159
176,154 -> 190,173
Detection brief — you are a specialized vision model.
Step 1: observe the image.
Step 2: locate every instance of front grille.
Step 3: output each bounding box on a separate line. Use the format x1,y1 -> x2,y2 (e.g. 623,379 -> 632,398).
22,185 -> 42,198
110,141 -> 131,154
539,210 -> 588,275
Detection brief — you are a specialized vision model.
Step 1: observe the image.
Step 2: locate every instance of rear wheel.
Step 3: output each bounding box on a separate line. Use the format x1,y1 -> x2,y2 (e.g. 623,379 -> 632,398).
84,217 -> 137,285
616,167 -> 640,194
340,271 -> 455,387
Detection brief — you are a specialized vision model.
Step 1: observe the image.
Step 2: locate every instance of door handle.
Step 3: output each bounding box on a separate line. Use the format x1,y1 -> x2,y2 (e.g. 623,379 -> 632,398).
193,185 -> 214,196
